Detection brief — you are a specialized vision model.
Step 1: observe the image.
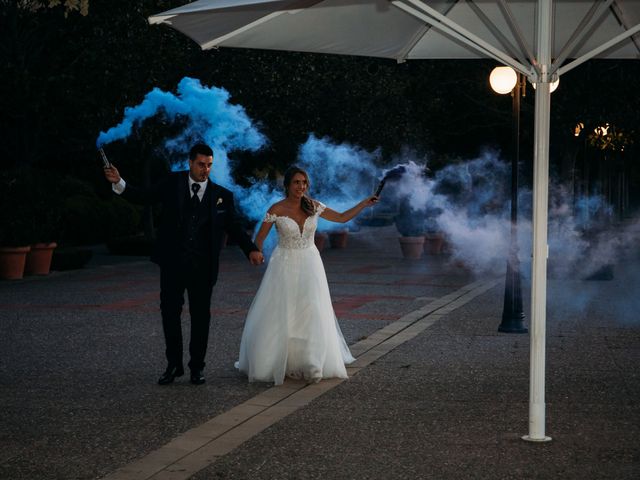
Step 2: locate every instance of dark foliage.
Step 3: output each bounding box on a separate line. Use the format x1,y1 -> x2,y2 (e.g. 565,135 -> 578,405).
1,1 -> 638,247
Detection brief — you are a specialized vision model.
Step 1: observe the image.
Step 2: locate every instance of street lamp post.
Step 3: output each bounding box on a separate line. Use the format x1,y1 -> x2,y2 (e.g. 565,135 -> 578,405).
490,67 -> 527,334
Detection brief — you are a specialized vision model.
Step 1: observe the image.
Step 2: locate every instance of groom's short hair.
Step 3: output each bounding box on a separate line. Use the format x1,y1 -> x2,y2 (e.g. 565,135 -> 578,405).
189,143 -> 213,160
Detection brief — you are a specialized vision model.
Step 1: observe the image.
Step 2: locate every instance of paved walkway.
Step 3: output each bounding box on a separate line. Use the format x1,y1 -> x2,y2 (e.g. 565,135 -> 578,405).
1,226 -> 638,479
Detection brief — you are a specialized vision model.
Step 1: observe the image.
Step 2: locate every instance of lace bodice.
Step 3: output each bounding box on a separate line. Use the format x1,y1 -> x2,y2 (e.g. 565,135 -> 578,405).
264,202 -> 325,249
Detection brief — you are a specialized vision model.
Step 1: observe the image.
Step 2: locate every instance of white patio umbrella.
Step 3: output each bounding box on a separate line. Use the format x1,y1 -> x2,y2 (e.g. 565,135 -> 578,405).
149,0 -> 640,442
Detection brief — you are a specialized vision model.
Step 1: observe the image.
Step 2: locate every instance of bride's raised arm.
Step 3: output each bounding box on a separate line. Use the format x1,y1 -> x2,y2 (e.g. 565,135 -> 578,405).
319,196 -> 378,224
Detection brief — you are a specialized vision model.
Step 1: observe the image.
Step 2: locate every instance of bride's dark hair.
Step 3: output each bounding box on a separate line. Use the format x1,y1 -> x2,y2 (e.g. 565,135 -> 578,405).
283,165 -> 316,216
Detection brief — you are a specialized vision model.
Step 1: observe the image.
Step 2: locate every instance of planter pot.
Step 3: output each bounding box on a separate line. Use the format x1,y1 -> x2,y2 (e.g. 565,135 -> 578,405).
0,246 -> 31,280
328,230 -> 348,249
314,233 -> 327,252
25,242 -> 58,275
424,233 -> 444,255
452,259 -> 471,271
398,236 -> 424,259
440,237 -> 452,254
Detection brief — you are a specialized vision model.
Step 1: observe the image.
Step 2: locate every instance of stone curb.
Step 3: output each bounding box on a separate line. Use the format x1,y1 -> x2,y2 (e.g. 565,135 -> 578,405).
101,278 -> 500,480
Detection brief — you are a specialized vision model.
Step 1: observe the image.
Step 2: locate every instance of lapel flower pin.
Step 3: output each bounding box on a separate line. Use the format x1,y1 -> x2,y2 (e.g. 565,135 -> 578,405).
216,198 -> 223,206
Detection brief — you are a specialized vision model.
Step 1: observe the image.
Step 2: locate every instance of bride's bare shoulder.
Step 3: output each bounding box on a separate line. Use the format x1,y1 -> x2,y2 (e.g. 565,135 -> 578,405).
268,200 -> 287,216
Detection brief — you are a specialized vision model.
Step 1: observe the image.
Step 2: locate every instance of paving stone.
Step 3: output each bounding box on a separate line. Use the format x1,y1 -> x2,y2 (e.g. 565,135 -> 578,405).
1,227 -> 638,480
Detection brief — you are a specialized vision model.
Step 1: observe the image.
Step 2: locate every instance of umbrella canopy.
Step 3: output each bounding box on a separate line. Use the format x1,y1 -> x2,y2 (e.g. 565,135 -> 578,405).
149,0 -> 640,67
149,0 -> 640,442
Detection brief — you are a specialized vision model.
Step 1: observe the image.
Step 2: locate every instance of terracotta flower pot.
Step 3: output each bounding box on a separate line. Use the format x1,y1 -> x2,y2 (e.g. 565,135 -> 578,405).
25,242 -> 58,276
398,236 -> 424,259
328,230 -> 348,249
314,232 -> 327,252
0,246 -> 31,280
424,233 -> 444,255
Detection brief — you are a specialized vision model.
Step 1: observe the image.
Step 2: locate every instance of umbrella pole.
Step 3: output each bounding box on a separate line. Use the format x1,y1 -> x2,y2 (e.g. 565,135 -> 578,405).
524,0 -> 552,443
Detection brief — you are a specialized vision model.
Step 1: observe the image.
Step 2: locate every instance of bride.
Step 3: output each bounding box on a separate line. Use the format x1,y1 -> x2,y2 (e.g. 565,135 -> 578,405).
235,166 -> 378,385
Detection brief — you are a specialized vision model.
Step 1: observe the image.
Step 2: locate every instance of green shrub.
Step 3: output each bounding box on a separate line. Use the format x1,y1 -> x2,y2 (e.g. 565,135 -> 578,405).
0,168 -> 64,246
51,246 -> 93,271
60,195 -> 110,245
57,176 -> 143,246
105,196 -> 143,240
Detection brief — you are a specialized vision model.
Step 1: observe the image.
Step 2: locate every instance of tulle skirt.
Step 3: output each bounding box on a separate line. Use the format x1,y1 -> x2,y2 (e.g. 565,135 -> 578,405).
235,244 -> 355,385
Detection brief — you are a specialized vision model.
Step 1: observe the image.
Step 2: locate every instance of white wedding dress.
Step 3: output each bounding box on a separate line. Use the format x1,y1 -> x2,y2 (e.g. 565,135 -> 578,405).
235,202 -> 355,385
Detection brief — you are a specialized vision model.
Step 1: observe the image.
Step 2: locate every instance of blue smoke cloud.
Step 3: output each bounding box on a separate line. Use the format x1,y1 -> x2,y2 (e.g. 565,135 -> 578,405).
96,77 -> 267,188
96,77 -> 639,304
292,137 -> 640,320
297,134 -> 380,231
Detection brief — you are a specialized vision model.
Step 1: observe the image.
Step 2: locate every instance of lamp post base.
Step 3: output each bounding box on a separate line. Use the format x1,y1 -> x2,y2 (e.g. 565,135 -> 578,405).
498,322 -> 528,334
499,257 -> 527,333
522,435 -> 552,442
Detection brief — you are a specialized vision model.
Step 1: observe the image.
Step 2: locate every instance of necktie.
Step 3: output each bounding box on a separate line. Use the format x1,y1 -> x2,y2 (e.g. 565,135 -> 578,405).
191,183 -> 201,206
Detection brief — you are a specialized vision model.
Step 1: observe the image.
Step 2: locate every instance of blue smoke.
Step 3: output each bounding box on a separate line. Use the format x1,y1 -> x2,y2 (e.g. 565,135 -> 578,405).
96,78 -> 639,300
293,137 -> 640,319
96,77 -> 267,188
296,134 -> 380,231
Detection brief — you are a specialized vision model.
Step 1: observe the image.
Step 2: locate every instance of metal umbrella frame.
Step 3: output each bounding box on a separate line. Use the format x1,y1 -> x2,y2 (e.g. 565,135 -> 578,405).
149,0 -> 640,442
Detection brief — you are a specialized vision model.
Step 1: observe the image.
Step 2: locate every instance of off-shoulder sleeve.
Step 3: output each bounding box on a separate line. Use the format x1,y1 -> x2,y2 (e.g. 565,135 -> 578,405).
263,212 -> 277,223
315,201 -> 326,215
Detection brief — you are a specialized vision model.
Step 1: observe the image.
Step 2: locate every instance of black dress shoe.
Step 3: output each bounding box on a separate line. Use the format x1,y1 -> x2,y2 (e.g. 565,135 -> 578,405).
158,365 -> 184,385
190,369 -> 205,385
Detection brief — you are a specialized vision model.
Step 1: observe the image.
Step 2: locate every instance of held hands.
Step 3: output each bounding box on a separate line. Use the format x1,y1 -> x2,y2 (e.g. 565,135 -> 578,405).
103,164 -> 121,184
249,250 -> 265,266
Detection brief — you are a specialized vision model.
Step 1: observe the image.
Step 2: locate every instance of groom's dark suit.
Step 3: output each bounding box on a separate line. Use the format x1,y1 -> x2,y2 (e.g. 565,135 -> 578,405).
122,170 -> 258,374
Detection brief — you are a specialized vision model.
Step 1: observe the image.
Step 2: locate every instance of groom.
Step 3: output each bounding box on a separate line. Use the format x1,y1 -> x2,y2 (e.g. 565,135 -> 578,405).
104,143 -> 264,385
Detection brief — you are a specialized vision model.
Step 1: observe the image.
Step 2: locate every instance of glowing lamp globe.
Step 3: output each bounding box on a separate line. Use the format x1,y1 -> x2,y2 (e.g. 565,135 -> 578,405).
531,78 -> 560,93
489,66 -> 517,94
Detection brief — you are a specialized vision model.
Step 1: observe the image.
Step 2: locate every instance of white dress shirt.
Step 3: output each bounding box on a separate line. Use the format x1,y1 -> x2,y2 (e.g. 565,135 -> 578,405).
112,176 -> 207,201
